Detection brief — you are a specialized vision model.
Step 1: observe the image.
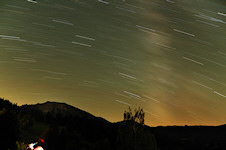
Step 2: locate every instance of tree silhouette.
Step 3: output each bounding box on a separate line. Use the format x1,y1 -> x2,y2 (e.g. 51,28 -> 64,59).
123,106 -> 145,137
117,106 -> 157,150
124,106 -> 145,125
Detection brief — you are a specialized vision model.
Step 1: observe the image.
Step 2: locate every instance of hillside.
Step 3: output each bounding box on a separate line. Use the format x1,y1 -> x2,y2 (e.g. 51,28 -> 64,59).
17,102 -> 226,150
1,98 -> 226,150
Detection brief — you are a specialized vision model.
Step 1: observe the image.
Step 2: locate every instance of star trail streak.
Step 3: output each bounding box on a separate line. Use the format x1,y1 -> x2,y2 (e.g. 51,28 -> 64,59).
0,0 -> 225,126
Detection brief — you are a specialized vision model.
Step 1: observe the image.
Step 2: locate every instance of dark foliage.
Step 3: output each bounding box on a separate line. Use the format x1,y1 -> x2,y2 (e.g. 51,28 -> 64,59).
0,98 -> 19,150
117,107 -> 157,150
124,106 -> 145,126
40,113 -> 117,150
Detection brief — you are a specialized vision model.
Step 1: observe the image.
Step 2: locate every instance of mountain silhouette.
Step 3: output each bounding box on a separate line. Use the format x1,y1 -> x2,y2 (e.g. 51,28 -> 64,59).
1,98 -> 226,150
22,101 -> 95,118
20,101 -> 110,124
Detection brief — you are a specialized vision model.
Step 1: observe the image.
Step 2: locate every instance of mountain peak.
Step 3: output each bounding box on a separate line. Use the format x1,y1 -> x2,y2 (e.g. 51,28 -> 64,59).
22,101 -> 94,118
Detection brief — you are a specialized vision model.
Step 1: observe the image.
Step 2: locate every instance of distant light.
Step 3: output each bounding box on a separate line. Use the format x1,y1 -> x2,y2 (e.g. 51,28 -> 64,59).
40,139 -> 44,143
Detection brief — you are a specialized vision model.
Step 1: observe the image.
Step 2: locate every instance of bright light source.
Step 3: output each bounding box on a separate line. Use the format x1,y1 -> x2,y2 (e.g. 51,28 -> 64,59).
28,143 -> 36,149
34,146 -> 44,150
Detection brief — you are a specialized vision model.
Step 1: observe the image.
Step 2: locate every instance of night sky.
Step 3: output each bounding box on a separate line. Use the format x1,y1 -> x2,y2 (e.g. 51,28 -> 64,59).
0,0 -> 225,126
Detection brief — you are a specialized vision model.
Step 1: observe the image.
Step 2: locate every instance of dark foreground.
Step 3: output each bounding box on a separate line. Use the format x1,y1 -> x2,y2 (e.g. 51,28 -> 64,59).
1,98 -> 226,150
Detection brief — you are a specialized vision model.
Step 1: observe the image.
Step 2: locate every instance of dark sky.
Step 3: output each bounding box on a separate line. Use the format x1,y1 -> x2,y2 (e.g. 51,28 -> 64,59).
0,0 -> 225,126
